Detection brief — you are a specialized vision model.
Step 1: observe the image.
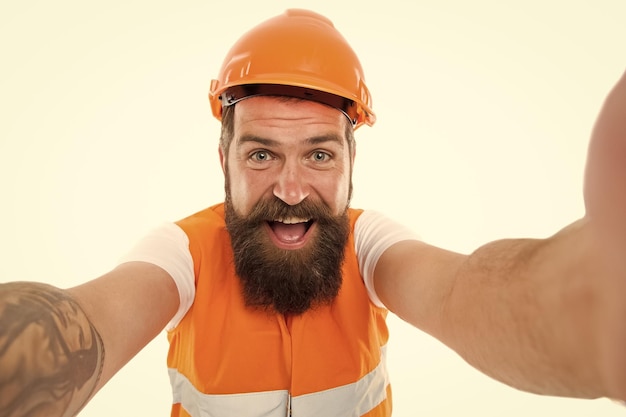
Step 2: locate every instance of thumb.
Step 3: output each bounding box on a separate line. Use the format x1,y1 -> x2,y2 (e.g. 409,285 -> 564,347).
583,69 -> 626,237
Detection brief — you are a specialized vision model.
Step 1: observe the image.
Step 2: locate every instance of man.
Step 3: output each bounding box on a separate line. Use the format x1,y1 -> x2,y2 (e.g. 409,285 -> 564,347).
0,8 -> 625,417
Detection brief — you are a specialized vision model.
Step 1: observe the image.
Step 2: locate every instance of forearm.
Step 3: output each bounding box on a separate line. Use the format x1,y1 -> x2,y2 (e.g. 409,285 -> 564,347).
440,218 -> 608,398
0,282 -> 104,417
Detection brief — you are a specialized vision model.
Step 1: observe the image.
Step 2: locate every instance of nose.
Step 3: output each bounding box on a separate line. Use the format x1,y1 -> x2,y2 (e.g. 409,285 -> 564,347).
273,161 -> 310,206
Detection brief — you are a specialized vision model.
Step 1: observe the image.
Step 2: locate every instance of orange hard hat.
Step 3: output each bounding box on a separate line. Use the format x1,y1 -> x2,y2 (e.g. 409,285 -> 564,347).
209,9 -> 376,129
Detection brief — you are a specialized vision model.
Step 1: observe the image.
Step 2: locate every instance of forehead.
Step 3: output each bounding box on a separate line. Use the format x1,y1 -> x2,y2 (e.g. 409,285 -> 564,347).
233,96 -> 348,140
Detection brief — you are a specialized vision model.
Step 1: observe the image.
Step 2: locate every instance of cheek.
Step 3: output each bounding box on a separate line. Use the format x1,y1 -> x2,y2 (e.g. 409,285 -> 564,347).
317,171 -> 351,213
228,169 -> 269,214
333,156 -> 353,208
336,177 -> 352,207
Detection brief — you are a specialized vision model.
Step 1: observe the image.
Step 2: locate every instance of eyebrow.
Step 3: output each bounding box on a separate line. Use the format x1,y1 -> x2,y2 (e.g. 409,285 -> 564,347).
237,133 -> 345,148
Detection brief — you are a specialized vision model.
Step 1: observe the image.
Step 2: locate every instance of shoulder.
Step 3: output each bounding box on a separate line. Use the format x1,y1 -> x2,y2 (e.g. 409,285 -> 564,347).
177,203 -> 226,228
354,209 -> 420,245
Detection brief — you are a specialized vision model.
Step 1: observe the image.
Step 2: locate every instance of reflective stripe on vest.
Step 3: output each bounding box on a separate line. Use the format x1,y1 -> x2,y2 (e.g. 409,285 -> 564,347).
169,345 -> 389,417
169,368 -> 289,416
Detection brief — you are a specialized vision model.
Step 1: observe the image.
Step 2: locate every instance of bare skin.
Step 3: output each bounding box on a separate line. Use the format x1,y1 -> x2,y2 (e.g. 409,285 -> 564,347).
0,283 -> 103,417
220,97 -> 354,218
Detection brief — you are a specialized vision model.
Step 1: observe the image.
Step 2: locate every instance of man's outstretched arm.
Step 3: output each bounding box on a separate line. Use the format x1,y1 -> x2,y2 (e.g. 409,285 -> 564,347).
378,220 -> 610,397
374,69 -> 626,401
0,282 -> 104,417
0,261 -> 179,417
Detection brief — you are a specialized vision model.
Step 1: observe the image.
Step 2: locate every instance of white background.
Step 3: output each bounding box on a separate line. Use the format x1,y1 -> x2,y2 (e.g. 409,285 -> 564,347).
1,1 -> 625,415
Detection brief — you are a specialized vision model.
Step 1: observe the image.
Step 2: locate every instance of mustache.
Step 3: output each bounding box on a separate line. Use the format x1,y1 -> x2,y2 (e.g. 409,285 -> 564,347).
244,196 -> 337,225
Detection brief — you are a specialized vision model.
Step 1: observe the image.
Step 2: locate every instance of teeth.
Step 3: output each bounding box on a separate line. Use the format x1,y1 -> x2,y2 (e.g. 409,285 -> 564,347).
276,216 -> 310,224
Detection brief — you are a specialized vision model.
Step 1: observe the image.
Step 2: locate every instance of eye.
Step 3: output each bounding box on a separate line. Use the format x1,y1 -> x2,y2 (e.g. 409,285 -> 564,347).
311,151 -> 331,162
250,150 -> 273,162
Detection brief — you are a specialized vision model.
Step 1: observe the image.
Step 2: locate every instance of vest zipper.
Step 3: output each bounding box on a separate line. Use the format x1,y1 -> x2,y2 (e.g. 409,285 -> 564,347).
278,314 -> 293,416
287,392 -> 292,416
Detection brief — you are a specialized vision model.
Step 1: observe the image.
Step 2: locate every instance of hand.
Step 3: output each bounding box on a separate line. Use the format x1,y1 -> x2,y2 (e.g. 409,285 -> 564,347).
583,69 -> 626,400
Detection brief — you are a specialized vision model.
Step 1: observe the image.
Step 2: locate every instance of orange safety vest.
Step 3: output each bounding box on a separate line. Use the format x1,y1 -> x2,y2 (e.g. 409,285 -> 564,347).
169,203 -> 392,417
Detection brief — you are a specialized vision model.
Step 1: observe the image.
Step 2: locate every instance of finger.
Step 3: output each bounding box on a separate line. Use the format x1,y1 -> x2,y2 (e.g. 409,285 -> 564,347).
583,69 -> 626,237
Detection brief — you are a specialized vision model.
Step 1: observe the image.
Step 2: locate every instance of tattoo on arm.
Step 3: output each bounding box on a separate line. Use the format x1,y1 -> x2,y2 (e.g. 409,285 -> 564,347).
0,282 -> 105,417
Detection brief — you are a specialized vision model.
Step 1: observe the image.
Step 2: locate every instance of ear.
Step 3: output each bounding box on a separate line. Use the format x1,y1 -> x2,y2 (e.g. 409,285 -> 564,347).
218,146 -> 226,175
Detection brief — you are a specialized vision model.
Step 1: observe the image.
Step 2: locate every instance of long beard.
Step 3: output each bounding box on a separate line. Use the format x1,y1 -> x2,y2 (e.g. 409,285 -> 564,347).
224,194 -> 350,316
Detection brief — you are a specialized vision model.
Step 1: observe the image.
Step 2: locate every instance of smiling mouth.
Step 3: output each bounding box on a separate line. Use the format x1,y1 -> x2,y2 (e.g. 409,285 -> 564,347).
267,217 -> 315,247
